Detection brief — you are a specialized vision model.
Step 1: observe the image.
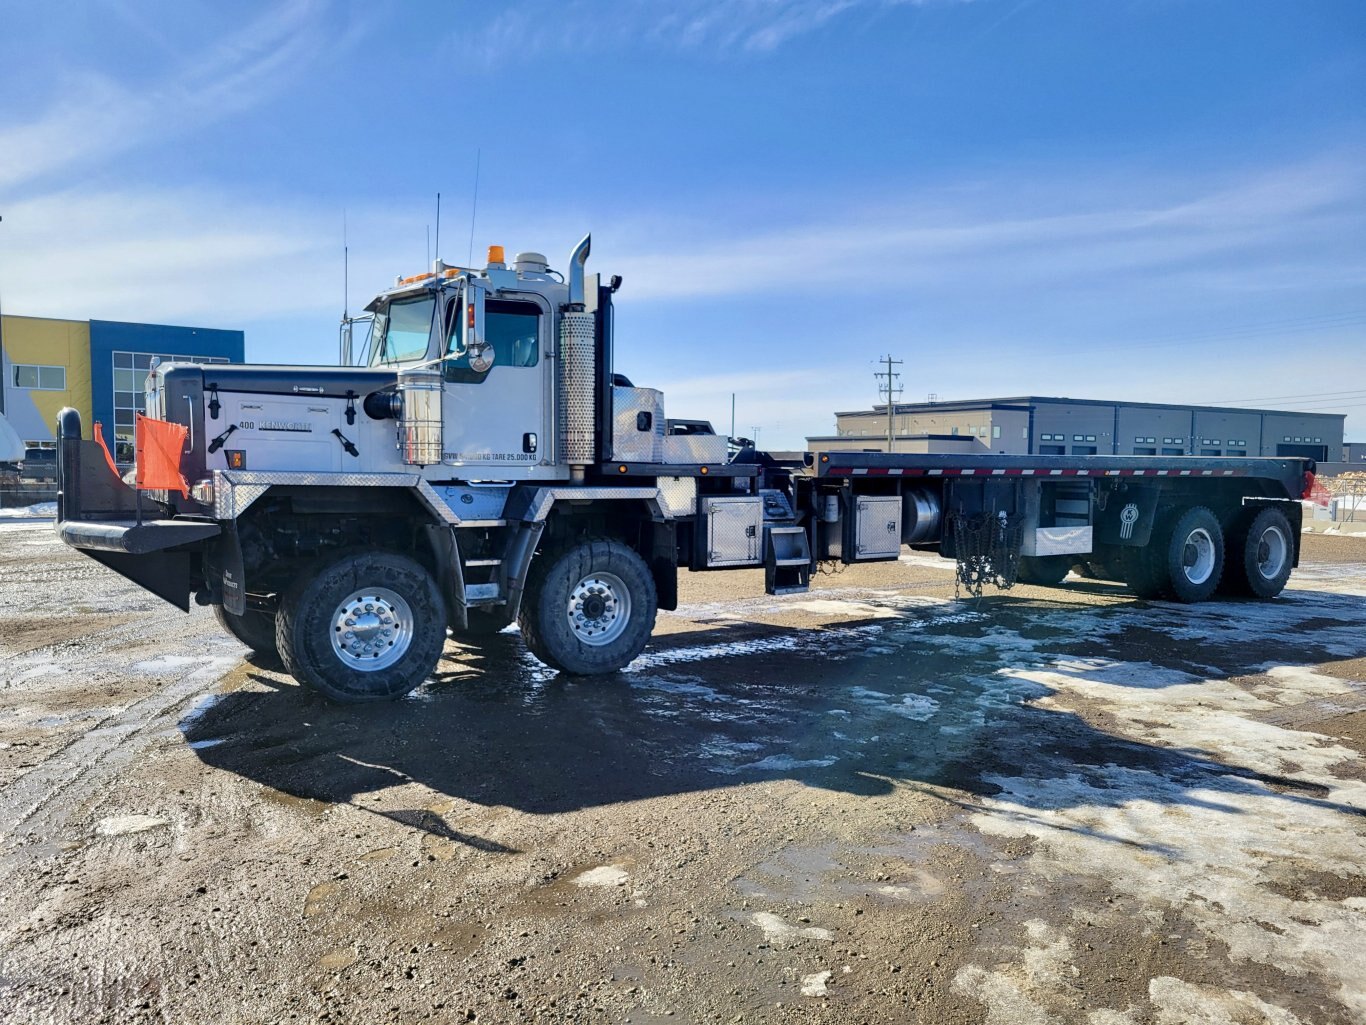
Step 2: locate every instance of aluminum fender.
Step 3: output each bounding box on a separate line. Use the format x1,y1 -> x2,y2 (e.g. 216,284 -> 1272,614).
509,486 -> 668,523
212,470 -> 458,524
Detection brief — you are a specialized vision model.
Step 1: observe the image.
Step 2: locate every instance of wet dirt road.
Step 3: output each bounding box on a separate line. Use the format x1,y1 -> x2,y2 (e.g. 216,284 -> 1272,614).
2,521 -> 1365,1024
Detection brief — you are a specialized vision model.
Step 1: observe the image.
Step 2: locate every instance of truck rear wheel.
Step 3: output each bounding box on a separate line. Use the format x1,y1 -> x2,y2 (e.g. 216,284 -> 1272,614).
1224,507 -> 1293,599
1016,555 -> 1071,586
213,604 -> 278,658
518,538 -> 657,675
1125,506 -> 1225,603
451,608 -> 514,644
276,551 -> 447,702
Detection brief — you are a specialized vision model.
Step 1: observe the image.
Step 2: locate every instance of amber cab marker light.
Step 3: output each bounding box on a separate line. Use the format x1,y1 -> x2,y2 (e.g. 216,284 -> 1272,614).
700,466 -> 709,475
618,465 -> 628,473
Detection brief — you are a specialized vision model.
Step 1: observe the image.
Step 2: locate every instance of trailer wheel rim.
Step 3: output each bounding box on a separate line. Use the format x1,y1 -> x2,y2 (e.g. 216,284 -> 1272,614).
1255,524 -> 1289,580
1180,527 -> 1217,585
567,571 -> 631,646
329,587 -> 414,671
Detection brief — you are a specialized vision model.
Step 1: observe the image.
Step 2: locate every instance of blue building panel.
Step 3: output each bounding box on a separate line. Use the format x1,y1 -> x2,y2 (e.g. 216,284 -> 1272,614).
89,320 -> 244,460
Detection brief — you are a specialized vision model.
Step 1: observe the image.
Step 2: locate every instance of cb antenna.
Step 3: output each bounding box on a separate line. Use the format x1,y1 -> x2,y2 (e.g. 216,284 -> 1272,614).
434,191 -> 441,264
342,208 -> 348,320
467,148 -> 481,266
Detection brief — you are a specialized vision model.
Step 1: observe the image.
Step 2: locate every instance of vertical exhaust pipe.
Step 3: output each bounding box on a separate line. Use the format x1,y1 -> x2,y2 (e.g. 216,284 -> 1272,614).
567,233 -> 591,307
560,233 -> 595,481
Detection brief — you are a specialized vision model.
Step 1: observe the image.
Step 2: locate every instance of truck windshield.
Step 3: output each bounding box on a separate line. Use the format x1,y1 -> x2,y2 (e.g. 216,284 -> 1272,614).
370,295 -> 435,365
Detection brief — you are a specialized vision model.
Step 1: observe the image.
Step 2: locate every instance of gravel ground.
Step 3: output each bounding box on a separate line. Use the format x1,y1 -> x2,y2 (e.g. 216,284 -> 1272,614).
1,524 -> 1364,1024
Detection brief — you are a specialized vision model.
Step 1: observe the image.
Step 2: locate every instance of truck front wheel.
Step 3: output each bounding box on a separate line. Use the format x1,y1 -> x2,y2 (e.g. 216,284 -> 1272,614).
518,539 -> 658,675
276,551 -> 447,702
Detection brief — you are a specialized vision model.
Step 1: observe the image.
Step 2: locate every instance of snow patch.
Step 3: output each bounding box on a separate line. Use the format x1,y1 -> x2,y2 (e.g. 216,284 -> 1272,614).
96,815 -> 168,836
575,865 -> 629,888
749,911 -> 832,946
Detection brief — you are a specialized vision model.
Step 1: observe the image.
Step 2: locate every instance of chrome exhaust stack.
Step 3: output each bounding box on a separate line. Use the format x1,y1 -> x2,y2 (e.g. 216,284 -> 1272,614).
560,233 -> 596,481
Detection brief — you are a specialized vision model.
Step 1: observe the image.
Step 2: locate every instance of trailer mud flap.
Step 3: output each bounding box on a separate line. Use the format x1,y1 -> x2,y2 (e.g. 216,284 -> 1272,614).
1096,486 -> 1160,547
88,549 -> 194,612
219,523 -> 246,615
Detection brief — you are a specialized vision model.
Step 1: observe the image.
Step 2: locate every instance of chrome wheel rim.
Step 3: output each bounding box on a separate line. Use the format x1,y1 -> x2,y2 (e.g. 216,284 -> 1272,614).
329,587 -> 414,671
1255,524 -> 1289,580
567,571 -> 631,646
1180,527 -> 1217,585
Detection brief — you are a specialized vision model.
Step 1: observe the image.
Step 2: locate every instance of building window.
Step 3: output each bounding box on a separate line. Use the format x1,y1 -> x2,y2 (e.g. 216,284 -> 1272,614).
950,427 -> 959,435
12,364 -> 66,390
992,425 -> 1001,439
1073,434 -> 1083,442
1173,438 -> 1184,445
1085,435 -> 1096,442
111,351 -> 229,462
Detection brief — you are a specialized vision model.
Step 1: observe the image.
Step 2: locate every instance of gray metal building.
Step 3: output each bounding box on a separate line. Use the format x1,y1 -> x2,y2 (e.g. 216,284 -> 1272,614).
809,396 -> 1345,462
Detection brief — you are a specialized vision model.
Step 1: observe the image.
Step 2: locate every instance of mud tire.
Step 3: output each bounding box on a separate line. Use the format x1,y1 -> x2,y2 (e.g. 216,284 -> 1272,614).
1125,506 -> 1224,604
1223,506 -> 1294,600
276,551 -> 446,702
213,604 -> 278,657
518,538 -> 657,675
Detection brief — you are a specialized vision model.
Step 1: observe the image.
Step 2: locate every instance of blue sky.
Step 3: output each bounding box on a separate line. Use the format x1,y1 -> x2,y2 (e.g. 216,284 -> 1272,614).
1,0 -> 1363,447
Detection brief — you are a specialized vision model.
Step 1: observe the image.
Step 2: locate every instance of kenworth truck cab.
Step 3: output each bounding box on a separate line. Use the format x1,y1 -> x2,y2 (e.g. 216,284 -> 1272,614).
54,236 -> 1316,702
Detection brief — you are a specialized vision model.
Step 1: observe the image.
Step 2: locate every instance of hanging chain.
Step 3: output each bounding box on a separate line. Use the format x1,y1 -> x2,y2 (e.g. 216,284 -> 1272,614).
948,510 -> 1023,599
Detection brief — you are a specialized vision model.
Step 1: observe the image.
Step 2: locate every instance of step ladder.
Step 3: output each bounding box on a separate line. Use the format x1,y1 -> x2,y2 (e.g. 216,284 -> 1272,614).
764,525 -> 811,595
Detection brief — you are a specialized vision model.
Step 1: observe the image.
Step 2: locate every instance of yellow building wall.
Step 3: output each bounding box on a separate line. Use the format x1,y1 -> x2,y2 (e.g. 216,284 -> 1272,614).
1,315 -> 93,443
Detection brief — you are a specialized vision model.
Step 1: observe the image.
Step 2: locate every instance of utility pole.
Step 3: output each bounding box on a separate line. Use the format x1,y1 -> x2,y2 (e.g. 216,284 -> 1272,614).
751,425 -> 761,450
876,354 -> 903,453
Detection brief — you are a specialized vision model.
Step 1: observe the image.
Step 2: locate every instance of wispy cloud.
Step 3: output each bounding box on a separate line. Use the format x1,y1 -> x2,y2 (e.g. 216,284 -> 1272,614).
459,0 -> 962,67
601,156 -> 1366,304
0,0 -> 332,193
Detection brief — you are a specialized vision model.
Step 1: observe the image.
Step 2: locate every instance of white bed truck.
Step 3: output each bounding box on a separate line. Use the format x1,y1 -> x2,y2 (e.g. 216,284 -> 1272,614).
54,236 -> 1317,701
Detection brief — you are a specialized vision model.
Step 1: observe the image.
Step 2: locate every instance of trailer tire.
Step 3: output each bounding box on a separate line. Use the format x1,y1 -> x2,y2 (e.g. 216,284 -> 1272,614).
276,551 -> 447,703
213,604 -> 278,658
1127,506 -> 1224,603
518,538 -> 657,675
1224,507 -> 1293,599
1016,555 -> 1071,586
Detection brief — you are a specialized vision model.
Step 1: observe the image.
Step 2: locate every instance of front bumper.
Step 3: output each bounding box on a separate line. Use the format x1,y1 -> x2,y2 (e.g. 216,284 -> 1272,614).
55,408 -> 220,610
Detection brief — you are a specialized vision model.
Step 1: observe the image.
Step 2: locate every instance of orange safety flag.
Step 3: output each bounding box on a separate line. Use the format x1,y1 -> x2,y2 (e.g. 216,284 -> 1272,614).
134,413 -> 190,497
91,420 -> 122,481
92,421 -> 121,479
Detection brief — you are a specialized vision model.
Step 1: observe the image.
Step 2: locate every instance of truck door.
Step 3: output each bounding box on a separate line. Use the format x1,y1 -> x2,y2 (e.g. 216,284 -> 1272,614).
439,284 -> 553,476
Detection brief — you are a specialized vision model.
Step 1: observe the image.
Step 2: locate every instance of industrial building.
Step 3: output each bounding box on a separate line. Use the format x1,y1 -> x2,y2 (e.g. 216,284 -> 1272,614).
0,314 -> 244,465
810,396 -> 1346,463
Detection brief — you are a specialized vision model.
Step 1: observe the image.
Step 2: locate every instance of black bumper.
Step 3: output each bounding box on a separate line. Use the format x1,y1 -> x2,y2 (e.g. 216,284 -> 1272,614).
55,407 -> 220,610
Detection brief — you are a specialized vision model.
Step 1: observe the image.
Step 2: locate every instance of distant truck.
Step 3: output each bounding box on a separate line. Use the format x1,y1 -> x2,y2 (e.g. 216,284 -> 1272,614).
18,446 -> 57,484
53,237 -> 1315,701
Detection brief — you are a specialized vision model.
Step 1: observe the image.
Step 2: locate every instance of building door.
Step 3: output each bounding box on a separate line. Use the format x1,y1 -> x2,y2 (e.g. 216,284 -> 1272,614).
1277,443 -> 1327,461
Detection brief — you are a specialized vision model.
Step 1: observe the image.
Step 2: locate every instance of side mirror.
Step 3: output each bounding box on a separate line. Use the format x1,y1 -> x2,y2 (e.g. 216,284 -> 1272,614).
463,280 -> 494,373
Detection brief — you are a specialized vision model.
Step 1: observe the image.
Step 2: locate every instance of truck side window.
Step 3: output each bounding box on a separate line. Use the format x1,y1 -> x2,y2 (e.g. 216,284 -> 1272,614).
445,299 -> 540,370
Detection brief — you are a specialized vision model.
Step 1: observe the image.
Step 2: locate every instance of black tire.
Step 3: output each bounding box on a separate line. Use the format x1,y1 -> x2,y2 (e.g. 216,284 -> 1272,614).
450,608 -> 514,644
213,604 -> 278,657
276,551 -> 447,703
518,538 -> 657,675
1126,505 -> 1225,604
1016,555 -> 1071,587
1224,507 -> 1294,599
